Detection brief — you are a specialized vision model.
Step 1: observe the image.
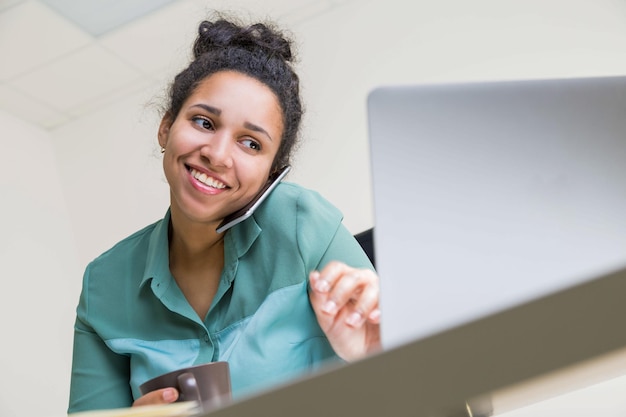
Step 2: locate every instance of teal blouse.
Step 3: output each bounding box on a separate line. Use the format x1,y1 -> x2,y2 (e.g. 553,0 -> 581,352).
68,182 -> 374,413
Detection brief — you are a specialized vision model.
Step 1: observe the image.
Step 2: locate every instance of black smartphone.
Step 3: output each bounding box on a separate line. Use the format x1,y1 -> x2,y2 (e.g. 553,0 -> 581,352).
216,165 -> 291,233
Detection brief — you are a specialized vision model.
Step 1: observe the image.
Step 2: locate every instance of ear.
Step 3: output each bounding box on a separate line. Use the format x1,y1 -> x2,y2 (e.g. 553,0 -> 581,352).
158,112 -> 174,149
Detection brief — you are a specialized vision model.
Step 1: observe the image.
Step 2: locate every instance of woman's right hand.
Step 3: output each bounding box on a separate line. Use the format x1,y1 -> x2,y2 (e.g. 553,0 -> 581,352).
132,388 -> 179,407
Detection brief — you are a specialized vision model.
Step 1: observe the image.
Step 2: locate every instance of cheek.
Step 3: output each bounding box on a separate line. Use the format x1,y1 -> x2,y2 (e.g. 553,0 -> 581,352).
250,170 -> 271,191
161,148 -> 182,183
240,163 -> 273,192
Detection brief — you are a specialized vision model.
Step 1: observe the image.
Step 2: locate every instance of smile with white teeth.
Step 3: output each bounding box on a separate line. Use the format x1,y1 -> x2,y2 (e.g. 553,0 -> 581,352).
189,167 -> 227,189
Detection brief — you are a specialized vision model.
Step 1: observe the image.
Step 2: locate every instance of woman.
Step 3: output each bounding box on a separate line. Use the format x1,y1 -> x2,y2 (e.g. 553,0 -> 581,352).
68,14 -> 380,413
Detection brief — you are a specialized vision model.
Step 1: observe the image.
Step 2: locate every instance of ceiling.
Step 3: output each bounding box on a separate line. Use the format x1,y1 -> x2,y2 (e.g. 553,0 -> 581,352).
0,0 -> 353,130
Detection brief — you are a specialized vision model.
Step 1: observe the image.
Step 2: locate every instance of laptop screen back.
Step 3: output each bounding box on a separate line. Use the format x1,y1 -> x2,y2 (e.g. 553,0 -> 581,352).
367,76 -> 626,349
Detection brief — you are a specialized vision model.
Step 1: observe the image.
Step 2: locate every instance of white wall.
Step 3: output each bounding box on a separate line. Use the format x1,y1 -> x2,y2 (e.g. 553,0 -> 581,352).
51,86 -> 170,267
2,1 -> 626,416
291,0 -> 626,235
0,110 -> 80,417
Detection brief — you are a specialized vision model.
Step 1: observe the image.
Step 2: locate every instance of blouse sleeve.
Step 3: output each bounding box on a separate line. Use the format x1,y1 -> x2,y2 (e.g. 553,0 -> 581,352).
68,265 -> 133,413
317,223 -> 375,272
292,184 -> 375,273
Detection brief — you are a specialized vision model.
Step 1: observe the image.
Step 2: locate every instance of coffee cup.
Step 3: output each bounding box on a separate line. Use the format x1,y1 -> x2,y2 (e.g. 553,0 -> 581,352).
139,362 -> 232,409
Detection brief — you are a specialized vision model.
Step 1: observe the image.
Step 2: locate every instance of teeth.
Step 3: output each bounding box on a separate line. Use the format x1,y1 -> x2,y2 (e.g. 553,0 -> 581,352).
190,168 -> 227,189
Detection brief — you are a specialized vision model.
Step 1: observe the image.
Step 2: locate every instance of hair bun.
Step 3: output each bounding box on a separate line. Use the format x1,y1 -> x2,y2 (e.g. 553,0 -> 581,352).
194,19 -> 293,62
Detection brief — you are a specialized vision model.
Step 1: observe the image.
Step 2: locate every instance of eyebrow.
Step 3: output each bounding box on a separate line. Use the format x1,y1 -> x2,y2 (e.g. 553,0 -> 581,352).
191,103 -> 221,115
244,121 -> 273,142
191,103 -> 273,142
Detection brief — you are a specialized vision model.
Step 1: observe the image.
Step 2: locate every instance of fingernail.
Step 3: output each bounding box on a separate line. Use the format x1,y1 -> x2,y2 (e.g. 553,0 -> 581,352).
346,312 -> 364,327
315,279 -> 330,293
322,300 -> 338,314
163,388 -> 177,402
368,308 -> 382,322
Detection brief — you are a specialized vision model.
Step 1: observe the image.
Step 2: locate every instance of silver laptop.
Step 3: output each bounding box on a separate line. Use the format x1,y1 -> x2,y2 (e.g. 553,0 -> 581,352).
367,75 -> 626,350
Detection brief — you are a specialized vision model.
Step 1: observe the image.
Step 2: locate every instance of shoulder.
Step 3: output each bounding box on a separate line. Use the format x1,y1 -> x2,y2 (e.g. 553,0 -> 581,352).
251,182 -> 346,269
77,219 -> 164,323
84,219 -> 161,281
91,222 -> 156,263
255,182 -> 343,228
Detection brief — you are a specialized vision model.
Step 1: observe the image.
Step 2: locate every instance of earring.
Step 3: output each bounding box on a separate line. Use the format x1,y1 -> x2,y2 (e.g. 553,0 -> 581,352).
160,146 -> 165,154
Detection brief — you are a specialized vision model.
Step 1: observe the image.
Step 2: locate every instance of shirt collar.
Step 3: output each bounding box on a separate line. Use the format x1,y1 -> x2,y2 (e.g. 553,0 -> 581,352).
141,209 -> 172,289
222,214 -> 261,284
140,208 -> 262,288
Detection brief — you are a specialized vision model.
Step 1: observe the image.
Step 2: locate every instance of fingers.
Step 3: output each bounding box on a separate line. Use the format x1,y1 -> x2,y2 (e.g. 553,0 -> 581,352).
132,387 -> 179,407
309,261 -> 380,328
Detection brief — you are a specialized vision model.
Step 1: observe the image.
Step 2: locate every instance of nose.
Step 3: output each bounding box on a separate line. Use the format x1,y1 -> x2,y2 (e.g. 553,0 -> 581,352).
200,130 -> 233,168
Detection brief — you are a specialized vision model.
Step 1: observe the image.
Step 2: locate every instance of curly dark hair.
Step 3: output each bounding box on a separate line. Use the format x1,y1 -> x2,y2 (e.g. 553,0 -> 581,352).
164,15 -> 303,172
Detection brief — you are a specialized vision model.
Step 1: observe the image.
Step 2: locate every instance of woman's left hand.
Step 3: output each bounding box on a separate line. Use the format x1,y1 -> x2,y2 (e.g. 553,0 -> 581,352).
308,261 -> 382,361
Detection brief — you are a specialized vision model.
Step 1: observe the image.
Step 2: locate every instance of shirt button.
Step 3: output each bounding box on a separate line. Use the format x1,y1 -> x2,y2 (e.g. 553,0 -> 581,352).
204,335 -> 210,343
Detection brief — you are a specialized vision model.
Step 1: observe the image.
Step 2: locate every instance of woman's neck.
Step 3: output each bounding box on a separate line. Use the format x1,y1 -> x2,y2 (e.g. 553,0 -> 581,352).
167,204 -> 225,270
167,205 -> 226,319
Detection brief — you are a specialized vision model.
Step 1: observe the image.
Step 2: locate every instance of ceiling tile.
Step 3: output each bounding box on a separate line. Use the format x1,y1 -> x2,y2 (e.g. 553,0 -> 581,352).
98,0 -> 200,76
9,44 -> 144,112
0,0 -> 92,81
195,0 -> 335,25
100,0 -> 341,78
278,0 -> 334,25
65,76 -> 156,118
0,83 -> 70,128
210,0 -> 322,16
0,0 -> 24,12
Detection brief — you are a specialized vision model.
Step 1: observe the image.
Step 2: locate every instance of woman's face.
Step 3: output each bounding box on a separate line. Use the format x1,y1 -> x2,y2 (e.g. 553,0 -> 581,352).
158,70 -> 284,228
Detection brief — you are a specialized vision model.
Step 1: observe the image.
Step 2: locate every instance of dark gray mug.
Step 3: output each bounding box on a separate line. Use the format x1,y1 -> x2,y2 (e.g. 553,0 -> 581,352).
139,362 -> 232,409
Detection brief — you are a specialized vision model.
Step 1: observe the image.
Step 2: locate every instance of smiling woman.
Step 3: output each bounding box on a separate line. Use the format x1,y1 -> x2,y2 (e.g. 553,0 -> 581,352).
67,13 -> 381,414
158,71 -> 283,229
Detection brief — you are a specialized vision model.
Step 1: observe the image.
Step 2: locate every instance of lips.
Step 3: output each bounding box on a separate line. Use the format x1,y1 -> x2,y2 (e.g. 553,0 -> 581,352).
188,166 -> 227,189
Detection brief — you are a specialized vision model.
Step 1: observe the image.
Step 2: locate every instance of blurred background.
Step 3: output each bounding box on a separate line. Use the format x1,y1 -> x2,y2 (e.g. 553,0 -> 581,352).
1,0 -> 626,416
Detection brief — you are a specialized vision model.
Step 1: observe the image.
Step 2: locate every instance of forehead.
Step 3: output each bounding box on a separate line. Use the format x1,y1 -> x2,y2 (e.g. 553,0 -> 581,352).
192,71 -> 281,116
191,71 -> 278,105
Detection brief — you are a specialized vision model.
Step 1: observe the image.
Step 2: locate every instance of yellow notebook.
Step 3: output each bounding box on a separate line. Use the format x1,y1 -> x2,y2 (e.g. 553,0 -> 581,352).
68,401 -> 199,417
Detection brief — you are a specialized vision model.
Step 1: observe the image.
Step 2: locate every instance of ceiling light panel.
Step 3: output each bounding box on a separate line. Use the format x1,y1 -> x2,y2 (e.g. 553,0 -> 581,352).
39,0 -> 179,36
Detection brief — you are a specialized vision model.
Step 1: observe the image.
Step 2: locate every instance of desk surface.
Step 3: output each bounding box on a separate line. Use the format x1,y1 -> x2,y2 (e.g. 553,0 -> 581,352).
200,265 -> 626,417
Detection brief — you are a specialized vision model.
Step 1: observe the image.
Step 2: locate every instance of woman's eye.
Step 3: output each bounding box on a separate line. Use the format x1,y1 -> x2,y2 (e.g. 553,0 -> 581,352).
192,116 -> 214,130
241,138 -> 262,151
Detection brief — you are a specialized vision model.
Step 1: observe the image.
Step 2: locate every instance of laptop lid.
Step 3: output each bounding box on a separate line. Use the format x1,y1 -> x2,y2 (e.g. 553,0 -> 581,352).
367,75 -> 626,349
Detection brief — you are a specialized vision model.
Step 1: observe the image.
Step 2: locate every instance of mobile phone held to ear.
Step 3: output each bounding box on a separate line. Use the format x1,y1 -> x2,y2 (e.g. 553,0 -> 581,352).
216,165 -> 291,233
